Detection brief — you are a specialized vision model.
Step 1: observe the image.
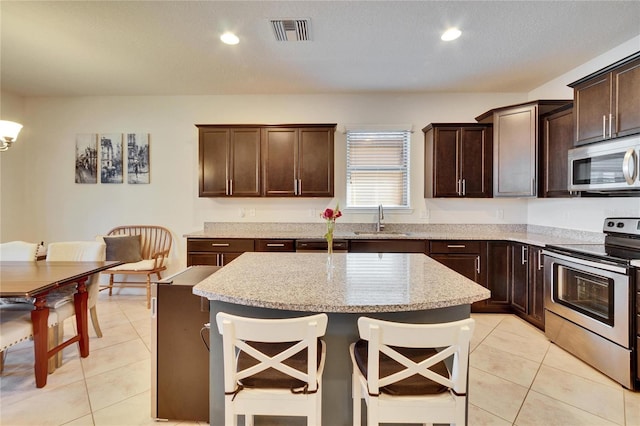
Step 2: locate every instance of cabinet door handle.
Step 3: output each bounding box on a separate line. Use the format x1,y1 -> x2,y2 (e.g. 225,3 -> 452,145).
521,245 -> 528,264
266,243 -> 285,247
298,179 -> 302,195
603,114 -> 607,139
211,243 -> 230,247
447,244 -> 466,248
609,113 -> 613,138
531,178 -> 536,196
229,179 -> 233,195
462,179 -> 466,196
294,179 -> 299,195
475,255 -> 481,274
225,179 -> 229,196
151,296 -> 157,318
537,250 -> 543,271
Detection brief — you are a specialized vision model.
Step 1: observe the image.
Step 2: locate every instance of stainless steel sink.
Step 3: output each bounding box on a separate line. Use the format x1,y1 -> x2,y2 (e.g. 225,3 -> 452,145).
353,231 -> 410,237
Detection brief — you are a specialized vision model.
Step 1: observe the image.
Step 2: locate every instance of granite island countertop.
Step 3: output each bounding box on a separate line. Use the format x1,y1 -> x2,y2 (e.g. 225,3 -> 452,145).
192,252 -> 491,313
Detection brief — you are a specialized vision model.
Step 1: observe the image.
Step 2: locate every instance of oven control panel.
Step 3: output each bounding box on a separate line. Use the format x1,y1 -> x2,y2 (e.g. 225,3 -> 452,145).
603,218 -> 640,236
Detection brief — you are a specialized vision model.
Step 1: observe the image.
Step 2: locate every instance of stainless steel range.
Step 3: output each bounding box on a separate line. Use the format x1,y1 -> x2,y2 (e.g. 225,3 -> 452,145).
543,217 -> 640,390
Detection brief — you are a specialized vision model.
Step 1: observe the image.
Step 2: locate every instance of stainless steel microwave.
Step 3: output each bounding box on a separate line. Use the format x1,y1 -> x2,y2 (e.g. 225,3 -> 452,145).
568,136 -> 640,194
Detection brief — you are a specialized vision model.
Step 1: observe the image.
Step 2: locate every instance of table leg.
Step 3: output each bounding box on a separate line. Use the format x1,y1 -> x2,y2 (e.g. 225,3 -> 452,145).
31,296 -> 50,388
74,277 -> 90,357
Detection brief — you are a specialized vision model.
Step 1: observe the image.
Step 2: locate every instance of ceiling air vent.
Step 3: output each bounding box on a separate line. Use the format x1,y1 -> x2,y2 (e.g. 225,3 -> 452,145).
270,19 -> 311,42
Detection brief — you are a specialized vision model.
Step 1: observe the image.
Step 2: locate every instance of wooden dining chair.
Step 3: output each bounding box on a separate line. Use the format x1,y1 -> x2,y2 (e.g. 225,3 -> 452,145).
216,312 -> 328,426
0,309 -> 58,373
100,225 -> 172,309
0,241 -> 37,261
46,241 -> 106,369
0,241 -> 38,306
349,317 -> 475,426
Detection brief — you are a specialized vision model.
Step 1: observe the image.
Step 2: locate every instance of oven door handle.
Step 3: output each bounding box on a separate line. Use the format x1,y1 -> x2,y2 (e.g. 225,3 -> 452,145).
542,250 -> 628,275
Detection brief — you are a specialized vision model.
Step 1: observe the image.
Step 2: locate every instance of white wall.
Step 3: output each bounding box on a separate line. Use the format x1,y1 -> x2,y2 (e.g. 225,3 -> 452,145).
3,92 -> 527,272
2,36 -> 639,271
0,91 -> 31,242
526,35 -> 640,232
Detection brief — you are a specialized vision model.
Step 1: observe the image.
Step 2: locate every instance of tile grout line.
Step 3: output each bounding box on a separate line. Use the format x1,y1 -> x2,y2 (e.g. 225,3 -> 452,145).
509,340 -> 552,425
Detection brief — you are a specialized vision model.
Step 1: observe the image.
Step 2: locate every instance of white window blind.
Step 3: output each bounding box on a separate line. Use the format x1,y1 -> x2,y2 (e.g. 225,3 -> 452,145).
346,130 -> 410,208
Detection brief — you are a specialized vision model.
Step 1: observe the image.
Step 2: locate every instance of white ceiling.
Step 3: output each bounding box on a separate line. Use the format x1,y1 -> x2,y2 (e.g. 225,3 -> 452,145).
1,1 -> 639,97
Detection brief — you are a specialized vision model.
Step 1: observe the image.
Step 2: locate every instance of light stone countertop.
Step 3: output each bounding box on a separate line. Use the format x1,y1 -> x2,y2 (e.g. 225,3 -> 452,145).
192,252 -> 491,313
185,222 -> 605,247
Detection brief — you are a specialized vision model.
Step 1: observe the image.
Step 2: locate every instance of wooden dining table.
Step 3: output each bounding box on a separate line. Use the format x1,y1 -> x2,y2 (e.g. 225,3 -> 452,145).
0,260 -> 121,387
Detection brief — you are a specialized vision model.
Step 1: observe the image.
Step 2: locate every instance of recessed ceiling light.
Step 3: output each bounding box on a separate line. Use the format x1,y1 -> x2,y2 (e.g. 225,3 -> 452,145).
441,28 -> 461,41
220,32 -> 239,45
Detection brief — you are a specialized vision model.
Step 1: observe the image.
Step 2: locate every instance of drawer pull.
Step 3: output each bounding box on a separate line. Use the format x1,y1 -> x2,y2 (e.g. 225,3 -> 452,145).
447,244 -> 466,248
211,243 -> 230,247
266,243 -> 285,247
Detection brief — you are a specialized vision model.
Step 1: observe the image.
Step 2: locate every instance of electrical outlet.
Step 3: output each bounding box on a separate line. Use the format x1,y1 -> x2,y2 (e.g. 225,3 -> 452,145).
249,208 -> 256,217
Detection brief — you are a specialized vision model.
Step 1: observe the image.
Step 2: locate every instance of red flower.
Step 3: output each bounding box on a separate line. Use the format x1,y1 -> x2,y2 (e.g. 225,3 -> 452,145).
321,204 -> 342,221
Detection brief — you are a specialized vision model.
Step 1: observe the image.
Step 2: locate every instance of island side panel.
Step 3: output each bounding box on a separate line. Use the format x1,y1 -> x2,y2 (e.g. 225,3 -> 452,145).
208,300 -> 471,426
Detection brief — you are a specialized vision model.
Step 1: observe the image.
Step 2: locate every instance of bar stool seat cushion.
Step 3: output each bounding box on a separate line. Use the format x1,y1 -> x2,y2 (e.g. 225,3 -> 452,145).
353,339 -> 449,396
237,339 -> 323,391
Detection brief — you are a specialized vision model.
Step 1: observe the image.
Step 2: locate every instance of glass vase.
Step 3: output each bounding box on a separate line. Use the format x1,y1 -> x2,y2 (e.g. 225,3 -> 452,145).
325,220 -> 335,256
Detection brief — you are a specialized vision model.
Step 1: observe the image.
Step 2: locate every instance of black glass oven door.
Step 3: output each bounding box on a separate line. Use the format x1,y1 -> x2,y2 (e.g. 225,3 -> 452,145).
554,264 -> 614,326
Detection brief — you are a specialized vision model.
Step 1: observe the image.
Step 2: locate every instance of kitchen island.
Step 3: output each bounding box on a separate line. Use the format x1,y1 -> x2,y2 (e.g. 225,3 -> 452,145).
193,251 -> 490,425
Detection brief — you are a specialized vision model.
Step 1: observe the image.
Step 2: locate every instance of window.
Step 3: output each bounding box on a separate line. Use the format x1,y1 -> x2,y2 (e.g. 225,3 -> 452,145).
346,129 -> 410,208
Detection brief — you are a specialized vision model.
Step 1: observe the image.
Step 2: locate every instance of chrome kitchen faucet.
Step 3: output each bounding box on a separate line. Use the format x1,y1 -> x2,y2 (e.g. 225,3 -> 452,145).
377,204 -> 385,232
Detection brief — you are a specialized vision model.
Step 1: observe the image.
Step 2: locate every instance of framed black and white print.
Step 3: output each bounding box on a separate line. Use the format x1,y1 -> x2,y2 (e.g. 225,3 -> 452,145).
100,133 -> 123,184
75,134 -> 98,184
126,133 -> 150,184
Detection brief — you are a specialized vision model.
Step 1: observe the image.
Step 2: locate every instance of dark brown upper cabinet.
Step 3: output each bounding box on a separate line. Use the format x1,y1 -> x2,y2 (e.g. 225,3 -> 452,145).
197,124 -> 335,198
476,100 -> 571,198
540,104 -> 574,198
569,52 -> 640,145
197,126 -> 261,197
423,123 -> 492,198
262,125 -> 335,197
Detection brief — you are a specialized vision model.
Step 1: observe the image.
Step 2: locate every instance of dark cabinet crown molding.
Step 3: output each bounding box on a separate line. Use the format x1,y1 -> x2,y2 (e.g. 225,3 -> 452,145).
568,50 -> 640,88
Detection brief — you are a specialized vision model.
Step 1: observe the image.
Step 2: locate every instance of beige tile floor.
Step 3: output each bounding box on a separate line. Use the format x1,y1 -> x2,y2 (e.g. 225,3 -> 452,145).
1,291 -> 639,425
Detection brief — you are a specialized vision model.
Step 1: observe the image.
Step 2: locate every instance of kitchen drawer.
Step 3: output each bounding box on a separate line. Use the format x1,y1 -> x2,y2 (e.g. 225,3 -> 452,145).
349,239 -> 426,253
187,253 -> 219,266
255,239 -> 295,252
429,240 -> 482,254
187,238 -> 255,253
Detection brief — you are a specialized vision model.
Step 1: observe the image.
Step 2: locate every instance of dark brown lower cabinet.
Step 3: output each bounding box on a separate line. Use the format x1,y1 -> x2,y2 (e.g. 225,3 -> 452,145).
427,241 -> 488,312
488,241 -> 545,328
151,266 -> 219,422
511,243 -> 529,314
511,243 -> 546,328
186,238 -> 254,266
636,268 -> 639,389
527,245 -> 545,329
349,239 -> 426,253
255,239 -> 295,252
485,241 -> 512,312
